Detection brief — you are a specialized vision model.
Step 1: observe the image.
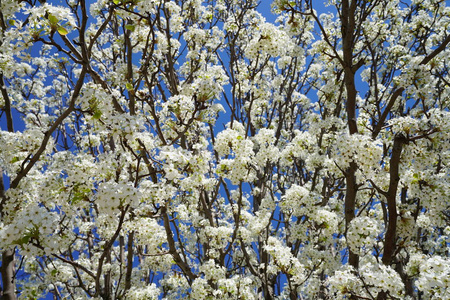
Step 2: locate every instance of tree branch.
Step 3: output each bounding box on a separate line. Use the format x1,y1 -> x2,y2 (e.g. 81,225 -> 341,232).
10,66 -> 88,189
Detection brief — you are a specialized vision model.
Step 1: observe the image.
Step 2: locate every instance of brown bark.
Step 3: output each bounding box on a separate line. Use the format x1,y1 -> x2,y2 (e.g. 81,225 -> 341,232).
341,0 -> 360,270
0,31 -> 16,297
345,162 -> 359,269
0,169 -> 15,300
0,248 -> 15,300
376,135 -> 407,300
0,75 -> 13,133
125,20 -> 136,116
124,231 -> 134,291
382,134 -> 406,265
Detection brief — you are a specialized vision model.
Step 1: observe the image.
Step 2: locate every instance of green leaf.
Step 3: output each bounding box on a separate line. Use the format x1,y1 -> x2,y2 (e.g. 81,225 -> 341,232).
112,0 -> 120,4
93,110 -> 102,120
57,26 -> 69,36
126,82 -> 133,91
70,185 -> 91,204
125,24 -> 135,32
21,236 -> 31,245
48,14 -> 58,25
8,19 -> 15,26
11,157 -> 20,163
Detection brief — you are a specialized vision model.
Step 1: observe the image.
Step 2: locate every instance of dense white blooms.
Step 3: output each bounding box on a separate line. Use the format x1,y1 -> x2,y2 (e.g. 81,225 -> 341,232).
328,266 -> 361,298
359,259 -> 405,298
265,237 -> 306,285
332,133 -> 383,179
0,0 -> 449,299
0,203 -> 59,255
215,123 -> 256,184
280,184 -> 311,215
347,216 -> 381,254
124,284 -> 160,300
416,256 -> 450,298
245,23 -> 295,59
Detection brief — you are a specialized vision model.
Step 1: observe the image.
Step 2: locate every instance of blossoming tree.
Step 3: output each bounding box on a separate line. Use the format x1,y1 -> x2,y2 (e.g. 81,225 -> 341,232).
1,0 -> 449,299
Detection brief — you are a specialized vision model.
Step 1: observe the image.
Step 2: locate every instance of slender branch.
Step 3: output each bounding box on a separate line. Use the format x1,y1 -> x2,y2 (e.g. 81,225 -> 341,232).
421,34 -> 450,65
0,74 -> 14,132
10,66 -> 88,189
124,231 -> 134,291
52,253 -> 96,279
87,7 -> 114,57
125,19 -> 136,115
161,206 -> 197,282
94,206 -> 128,297
382,134 -> 407,265
373,34 -> 450,138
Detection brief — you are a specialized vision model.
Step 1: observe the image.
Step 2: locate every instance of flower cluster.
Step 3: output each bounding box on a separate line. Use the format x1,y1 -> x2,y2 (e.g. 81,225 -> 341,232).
252,128 -> 280,165
124,284 -> 160,300
416,256 -> 450,298
245,23 -> 294,59
265,237 -> 306,285
0,203 -> 58,256
347,216 -> 381,254
215,123 -> 256,184
96,181 -> 141,216
280,184 -> 312,215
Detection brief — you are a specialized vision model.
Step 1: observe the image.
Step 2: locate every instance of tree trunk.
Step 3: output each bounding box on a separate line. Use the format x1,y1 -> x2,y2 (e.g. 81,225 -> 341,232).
1,249 -> 16,300
341,0 -> 360,270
